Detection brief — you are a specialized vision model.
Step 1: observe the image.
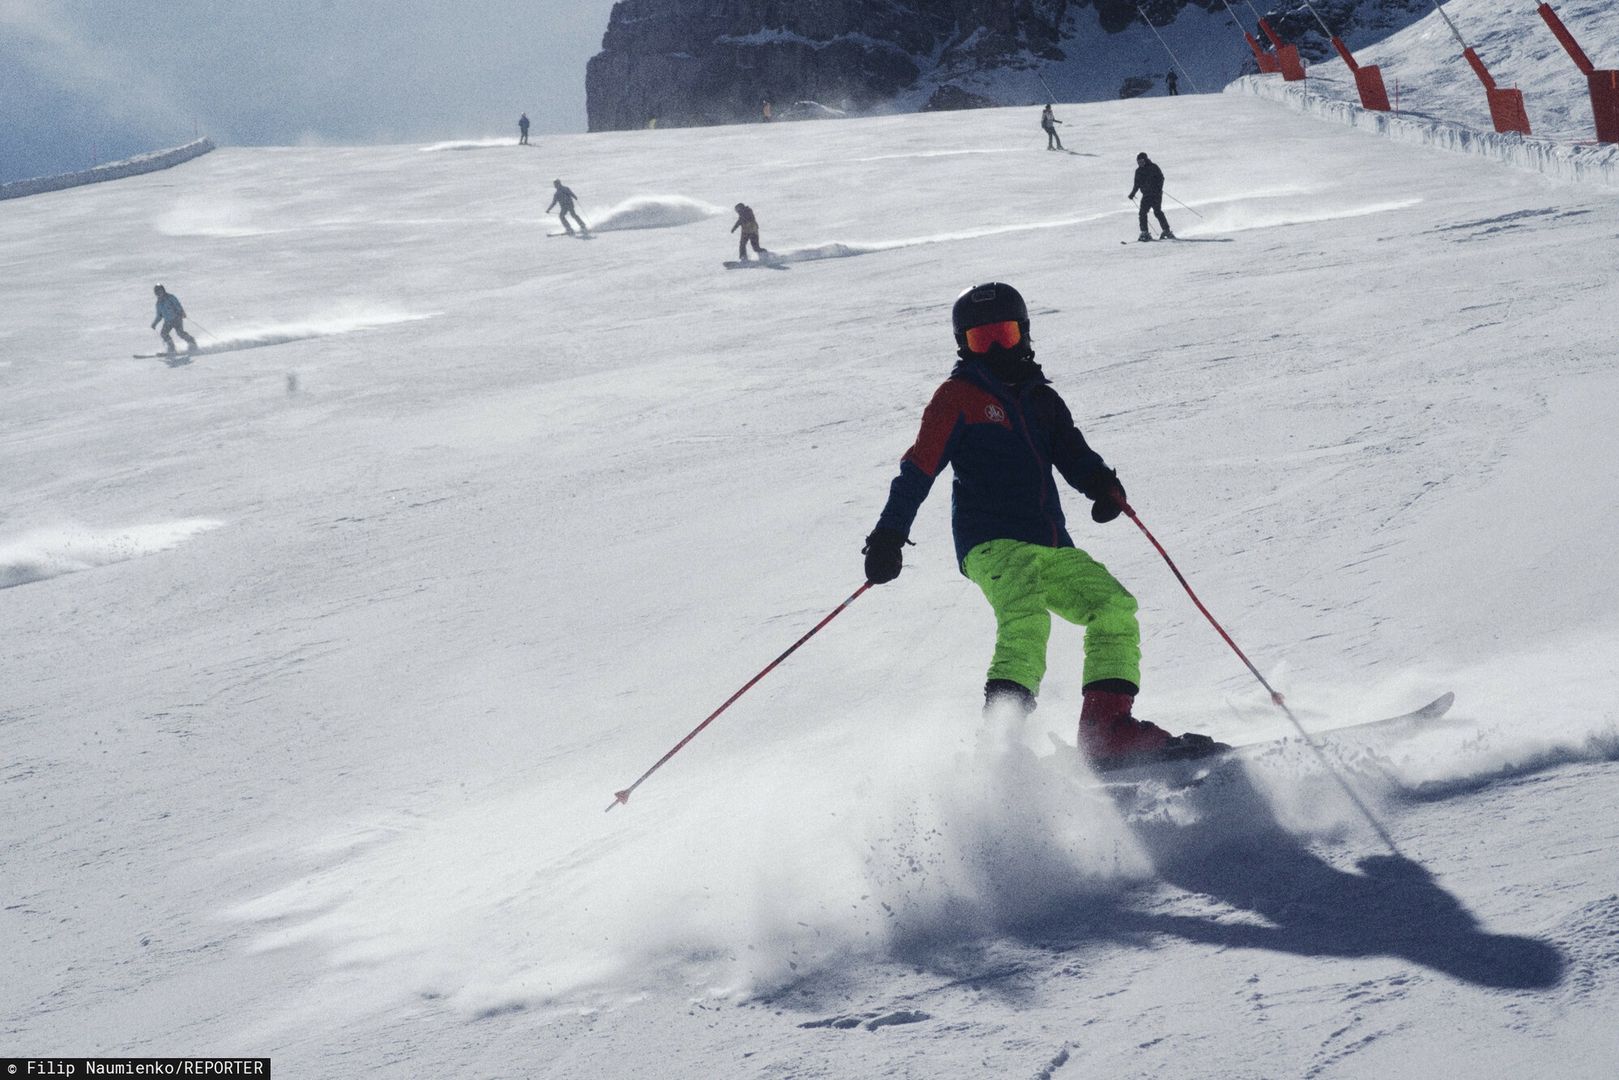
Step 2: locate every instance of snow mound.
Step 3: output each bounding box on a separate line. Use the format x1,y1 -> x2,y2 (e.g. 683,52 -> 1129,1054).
587,195 -> 728,232
0,520 -> 223,588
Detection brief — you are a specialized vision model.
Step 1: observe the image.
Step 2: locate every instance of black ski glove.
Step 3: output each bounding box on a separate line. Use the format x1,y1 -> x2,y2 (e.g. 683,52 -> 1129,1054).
1089,470 -> 1129,524
863,528 -> 908,585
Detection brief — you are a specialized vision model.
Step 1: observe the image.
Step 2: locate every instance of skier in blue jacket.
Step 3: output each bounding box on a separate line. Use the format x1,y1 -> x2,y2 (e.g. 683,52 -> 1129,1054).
862,282 -> 1223,769
150,285 -> 197,354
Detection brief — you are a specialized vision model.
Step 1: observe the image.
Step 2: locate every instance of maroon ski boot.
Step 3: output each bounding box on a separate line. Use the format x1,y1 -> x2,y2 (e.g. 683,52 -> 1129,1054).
1078,680 -> 1228,771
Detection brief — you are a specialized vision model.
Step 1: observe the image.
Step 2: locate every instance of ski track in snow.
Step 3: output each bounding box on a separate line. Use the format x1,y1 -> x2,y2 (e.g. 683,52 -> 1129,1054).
742,195 -> 1420,264
417,138 -> 515,152
134,309 -> 436,360
0,520 -> 223,588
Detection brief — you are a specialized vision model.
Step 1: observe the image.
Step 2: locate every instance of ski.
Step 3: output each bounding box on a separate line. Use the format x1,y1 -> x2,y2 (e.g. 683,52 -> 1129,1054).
1054,692 -> 1458,782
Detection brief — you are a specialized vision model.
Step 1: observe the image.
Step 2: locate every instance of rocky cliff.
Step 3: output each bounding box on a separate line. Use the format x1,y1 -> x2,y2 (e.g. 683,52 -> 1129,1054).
585,0 -> 1432,131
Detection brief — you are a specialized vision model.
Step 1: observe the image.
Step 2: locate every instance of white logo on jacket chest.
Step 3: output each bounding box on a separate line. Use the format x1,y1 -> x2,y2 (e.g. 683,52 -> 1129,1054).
984,404 -> 1006,423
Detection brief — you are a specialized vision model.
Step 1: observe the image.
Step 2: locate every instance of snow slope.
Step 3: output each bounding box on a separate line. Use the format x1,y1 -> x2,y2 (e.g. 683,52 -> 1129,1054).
4,92 -> 1619,1078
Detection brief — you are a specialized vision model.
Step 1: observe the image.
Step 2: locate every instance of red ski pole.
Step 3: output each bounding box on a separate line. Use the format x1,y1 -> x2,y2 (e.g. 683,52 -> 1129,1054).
1120,500 -> 1401,854
606,582 -> 872,812
1120,500 -> 1285,707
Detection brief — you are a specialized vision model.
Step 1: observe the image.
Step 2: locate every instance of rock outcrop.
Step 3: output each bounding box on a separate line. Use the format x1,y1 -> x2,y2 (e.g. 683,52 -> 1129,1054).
586,0 -> 1074,130
584,0 -> 1431,131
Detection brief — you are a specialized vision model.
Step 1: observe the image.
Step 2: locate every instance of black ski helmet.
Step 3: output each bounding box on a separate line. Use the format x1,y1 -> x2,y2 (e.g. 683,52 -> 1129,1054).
951,282 -> 1029,349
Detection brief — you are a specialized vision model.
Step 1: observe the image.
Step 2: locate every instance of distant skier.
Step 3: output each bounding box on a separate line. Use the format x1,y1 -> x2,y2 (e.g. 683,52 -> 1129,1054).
518,113 -> 530,144
862,282 -> 1224,769
149,285 -> 197,354
1128,152 -> 1174,241
731,203 -> 763,261
1041,104 -> 1064,151
762,99 -> 773,123
1166,69 -> 1179,96
548,179 -> 588,235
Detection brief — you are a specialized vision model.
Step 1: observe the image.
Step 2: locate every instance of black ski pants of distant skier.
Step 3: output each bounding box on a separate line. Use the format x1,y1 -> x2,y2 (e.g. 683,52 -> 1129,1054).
1045,125 -> 1063,151
159,318 -> 197,352
738,231 -> 762,260
1138,193 -> 1170,236
558,208 -> 587,234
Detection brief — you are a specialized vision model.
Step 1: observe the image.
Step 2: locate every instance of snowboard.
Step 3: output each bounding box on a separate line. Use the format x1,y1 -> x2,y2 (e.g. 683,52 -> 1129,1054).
724,255 -> 787,270
135,349 -> 203,363
1120,236 -> 1232,245
547,231 -> 594,239
1054,692 -> 1458,785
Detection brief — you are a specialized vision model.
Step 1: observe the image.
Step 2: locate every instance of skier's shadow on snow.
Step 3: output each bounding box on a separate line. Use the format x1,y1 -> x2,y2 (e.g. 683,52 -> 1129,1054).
1084,765 -> 1565,991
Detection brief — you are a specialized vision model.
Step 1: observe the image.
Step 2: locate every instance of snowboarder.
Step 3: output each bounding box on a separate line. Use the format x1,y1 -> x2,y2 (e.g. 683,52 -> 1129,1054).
731,203 -> 763,261
149,285 -> 197,354
1128,152 -> 1174,241
1041,104 -> 1064,151
1166,69 -> 1179,96
861,282 -> 1220,769
547,179 -> 588,235
518,113 -> 530,144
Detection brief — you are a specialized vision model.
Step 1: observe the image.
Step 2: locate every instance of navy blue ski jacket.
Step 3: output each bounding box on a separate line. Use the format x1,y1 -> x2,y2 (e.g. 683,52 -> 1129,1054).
1129,161 -> 1165,200
875,356 -> 1116,571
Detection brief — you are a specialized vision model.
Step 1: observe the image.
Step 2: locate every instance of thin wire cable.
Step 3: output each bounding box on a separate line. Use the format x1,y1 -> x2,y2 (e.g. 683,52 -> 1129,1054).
1136,6 -> 1204,93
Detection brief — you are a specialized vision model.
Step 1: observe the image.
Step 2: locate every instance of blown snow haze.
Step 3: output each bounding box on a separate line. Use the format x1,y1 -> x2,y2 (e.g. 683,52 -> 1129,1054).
4,85 -> 1618,1077
0,0 -> 619,183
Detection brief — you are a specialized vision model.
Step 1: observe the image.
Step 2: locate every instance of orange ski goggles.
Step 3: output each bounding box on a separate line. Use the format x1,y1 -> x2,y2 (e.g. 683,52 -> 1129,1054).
962,320 -> 1023,353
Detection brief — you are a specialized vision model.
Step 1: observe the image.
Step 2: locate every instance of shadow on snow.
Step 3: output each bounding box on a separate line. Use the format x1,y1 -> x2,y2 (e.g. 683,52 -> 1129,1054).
1061,764 -> 1566,991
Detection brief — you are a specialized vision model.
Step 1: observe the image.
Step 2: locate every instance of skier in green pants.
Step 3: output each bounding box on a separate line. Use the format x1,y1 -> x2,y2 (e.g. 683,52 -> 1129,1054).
862,282 -> 1223,769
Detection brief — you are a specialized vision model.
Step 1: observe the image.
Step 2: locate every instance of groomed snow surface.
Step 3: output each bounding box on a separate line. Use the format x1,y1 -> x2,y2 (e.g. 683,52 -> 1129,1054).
4,94 -> 1618,1078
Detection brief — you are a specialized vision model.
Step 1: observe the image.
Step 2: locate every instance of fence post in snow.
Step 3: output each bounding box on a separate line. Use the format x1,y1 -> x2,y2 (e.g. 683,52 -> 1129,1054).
1219,0 -> 1280,74
1536,3 -> 1619,144
1300,0 -> 1391,111
1245,2 -> 1308,81
1431,1 -> 1532,134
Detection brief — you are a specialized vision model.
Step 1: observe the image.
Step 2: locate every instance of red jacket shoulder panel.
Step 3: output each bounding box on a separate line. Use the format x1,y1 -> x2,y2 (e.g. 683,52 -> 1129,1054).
901,378 -> 1008,477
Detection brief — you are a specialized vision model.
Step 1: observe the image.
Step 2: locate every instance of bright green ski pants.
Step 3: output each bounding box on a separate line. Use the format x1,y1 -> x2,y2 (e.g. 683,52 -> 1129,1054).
962,538 -> 1142,695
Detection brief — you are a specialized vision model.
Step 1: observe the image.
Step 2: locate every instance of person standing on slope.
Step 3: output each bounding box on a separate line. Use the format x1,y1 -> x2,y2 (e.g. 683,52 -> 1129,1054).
1041,104 -> 1064,151
1128,152 -> 1174,242
731,203 -> 763,261
548,179 -> 589,235
518,113 -> 530,144
150,285 -> 197,354
1166,69 -> 1179,96
861,282 -> 1222,769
